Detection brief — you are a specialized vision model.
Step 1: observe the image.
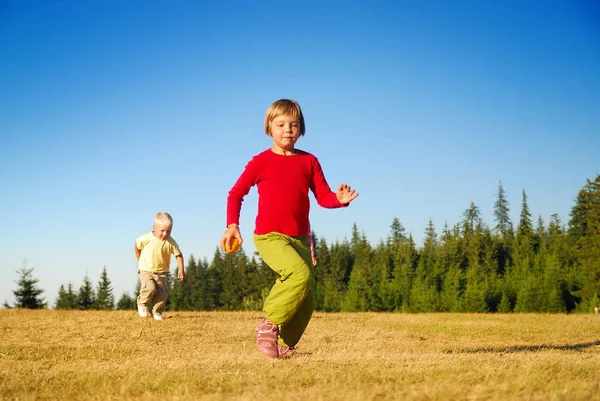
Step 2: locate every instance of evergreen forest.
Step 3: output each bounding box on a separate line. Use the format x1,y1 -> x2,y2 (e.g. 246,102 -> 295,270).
10,175 -> 600,314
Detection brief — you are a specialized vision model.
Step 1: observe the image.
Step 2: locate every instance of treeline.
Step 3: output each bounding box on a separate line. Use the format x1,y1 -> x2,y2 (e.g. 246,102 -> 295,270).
166,176 -> 599,313
53,267 -> 132,310
7,175 -> 600,313
5,266 -> 134,311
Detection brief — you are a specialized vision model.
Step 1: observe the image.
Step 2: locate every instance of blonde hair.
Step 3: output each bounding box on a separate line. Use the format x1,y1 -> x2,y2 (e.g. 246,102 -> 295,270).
264,99 -> 306,137
154,212 -> 173,227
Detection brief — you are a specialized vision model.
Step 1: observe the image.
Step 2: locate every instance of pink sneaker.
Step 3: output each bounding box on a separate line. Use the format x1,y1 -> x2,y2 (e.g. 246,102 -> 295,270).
255,318 -> 279,358
277,344 -> 296,359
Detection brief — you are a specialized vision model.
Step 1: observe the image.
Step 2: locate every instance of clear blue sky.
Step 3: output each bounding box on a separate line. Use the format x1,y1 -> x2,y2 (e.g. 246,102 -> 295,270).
1,1 -> 598,308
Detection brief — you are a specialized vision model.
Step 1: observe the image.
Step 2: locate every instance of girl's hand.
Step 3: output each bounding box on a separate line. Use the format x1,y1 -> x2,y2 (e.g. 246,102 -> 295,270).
220,225 -> 243,252
336,184 -> 359,205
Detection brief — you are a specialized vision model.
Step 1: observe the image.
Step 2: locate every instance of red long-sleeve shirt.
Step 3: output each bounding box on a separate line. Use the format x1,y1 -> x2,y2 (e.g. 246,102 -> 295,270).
227,149 -> 345,236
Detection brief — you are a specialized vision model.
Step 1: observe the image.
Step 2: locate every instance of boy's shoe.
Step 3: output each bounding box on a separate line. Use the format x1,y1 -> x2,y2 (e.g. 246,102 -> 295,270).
137,304 -> 149,318
255,318 -> 279,358
277,345 -> 296,359
153,313 -> 164,321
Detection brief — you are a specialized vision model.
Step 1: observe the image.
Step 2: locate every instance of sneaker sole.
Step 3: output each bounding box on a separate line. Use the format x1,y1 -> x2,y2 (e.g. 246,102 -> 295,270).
277,346 -> 296,359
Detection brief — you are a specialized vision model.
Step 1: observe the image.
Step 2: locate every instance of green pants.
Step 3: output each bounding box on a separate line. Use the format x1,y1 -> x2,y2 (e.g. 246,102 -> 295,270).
254,232 -> 315,348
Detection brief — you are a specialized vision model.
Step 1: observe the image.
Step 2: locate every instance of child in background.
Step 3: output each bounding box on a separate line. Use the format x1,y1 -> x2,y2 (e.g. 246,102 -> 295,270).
135,212 -> 185,321
220,99 -> 358,358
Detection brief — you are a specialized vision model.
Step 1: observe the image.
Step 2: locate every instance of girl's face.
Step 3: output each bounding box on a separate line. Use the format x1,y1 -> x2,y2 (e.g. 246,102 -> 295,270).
270,114 -> 300,154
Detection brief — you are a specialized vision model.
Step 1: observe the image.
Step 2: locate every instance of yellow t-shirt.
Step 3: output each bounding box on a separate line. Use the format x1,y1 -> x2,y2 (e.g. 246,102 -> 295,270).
136,231 -> 182,274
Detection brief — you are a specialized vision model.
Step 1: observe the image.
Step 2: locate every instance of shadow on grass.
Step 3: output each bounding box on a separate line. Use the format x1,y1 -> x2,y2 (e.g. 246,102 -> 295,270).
443,340 -> 600,354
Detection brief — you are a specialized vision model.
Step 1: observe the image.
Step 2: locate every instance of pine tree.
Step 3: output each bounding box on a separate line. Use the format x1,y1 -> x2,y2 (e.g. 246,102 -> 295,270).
12,266 -> 46,309
462,202 -> 482,243
343,227 -> 372,312
253,254 -> 278,309
409,266 -> 438,312
219,248 -> 248,310
439,224 -> 464,312
54,283 -> 78,309
116,292 -> 136,310
493,182 -> 514,276
547,214 -> 564,250
531,215 -> 553,311
55,285 -> 68,309
440,266 -> 463,312
533,214 -> 546,254
569,181 -> 593,243
547,213 -> 576,312
497,290 -> 512,313
168,258 -> 188,311
322,240 -> 352,312
463,266 -> 488,312
542,253 -> 566,313
480,226 -> 502,311
511,190 -> 538,311
493,181 -> 513,237
243,256 -> 271,310
517,190 -> 534,239
240,252 -> 266,311
383,218 -> 410,311
498,263 -> 518,312
514,190 -> 535,278
78,275 -> 95,310
205,258 -> 222,310
133,279 -> 141,305
95,267 -> 115,310
460,202 -> 487,310
206,249 -> 225,310
371,241 -> 394,311
409,220 -> 440,312
514,274 -> 540,312
176,254 -> 201,310
390,234 -> 418,311
462,228 -> 488,312
568,175 -> 600,311
313,234 -> 328,310
388,217 -> 407,245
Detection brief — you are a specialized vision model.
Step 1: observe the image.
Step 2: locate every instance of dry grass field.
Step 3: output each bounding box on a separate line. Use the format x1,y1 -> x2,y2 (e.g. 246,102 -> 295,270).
1,309 -> 599,400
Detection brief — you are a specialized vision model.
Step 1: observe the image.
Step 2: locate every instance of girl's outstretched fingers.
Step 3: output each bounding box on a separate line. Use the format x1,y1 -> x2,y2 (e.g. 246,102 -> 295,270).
336,184 -> 359,204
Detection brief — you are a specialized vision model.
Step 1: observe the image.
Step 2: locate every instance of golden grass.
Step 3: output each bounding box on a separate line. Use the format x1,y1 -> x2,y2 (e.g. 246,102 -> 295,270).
1,309 -> 599,400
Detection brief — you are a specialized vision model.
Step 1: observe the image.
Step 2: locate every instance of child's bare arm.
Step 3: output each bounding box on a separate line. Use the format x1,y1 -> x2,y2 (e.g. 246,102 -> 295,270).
176,254 -> 185,281
134,243 -> 141,261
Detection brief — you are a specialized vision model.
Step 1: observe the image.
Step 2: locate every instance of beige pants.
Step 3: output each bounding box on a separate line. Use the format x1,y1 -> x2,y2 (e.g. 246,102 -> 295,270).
137,271 -> 169,314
